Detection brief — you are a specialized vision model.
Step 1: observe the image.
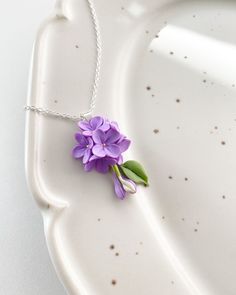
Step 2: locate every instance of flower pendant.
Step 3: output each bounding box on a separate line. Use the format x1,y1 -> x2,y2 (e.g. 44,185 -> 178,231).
72,116 -> 148,199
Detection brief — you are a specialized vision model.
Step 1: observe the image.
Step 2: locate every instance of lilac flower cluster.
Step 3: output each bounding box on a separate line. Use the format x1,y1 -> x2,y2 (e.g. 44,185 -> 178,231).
72,116 -> 149,200
72,116 -> 131,174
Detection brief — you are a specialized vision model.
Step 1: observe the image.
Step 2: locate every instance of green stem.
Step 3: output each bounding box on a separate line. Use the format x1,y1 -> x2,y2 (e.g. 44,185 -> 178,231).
111,164 -> 121,177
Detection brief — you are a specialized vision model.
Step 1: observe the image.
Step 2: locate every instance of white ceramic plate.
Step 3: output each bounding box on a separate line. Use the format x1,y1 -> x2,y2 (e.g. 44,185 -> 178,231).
25,0 -> 236,294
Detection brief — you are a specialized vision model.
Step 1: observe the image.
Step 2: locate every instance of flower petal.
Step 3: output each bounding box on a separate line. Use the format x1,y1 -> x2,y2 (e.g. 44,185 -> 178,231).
84,160 -> 95,172
105,144 -> 121,158
79,120 -> 91,131
87,137 -> 94,148
95,159 -> 109,173
93,157 -> 116,173
92,129 -> 106,144
118,138 -> 131,153
92,144 -> 106,157
82,149 -> 91,164
105,129 -> 121,144
110,121 -> 120,132
72,146 -> 86,158
82,130 -> 93,136
117,155 -> 123,165
100,120 -> 110,132
118,176 -> 137,194
89,154 -> 99,161
112,172 -> 126,200
104,157 -> 117,167
90,116 -> 103,129
75,133 -> 87,146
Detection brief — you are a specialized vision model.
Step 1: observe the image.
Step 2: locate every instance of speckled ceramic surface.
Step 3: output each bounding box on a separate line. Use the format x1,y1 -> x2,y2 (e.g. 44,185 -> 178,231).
25,0 -> 236,294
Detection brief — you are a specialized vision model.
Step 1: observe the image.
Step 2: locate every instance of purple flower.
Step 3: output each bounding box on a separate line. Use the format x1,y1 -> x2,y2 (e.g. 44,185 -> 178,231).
112,171 -> 137,199
112,172 -> 126,199
117,136 -> 131,153
110,121 -> 120,132
73,116 -> 131,174
71,116 -> 144,200
84,156 -> 117,174
92,129 -> 121,158
72,133 -> 93,164
79,116 -> 109,136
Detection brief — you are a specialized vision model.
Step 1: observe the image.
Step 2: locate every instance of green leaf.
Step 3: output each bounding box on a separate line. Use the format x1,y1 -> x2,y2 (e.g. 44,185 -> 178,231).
120,160 -> 148,186
120,166 -> 146,185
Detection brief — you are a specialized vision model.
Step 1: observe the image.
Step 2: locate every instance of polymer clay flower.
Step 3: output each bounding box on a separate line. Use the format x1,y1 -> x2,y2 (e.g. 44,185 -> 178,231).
73,116 -> 148,199
92,129 -> 122,158
79,116 -> 109,136
72,133 -> 93,164
112,165 -> 136,200
112,172 -> 126,200
85,156 -> 117,174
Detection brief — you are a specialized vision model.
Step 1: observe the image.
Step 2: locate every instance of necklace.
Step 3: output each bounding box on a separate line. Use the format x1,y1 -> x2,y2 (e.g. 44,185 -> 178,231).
25,0 -> 148,200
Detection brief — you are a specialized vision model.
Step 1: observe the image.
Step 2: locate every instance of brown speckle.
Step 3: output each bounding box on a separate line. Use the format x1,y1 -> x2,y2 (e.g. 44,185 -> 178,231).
151,94 -> 155,97
135,252 -> 139,255
54,99 -> 58,103
214,126 -> 218,130
203,79 -> 207,83
115,252 -> 119,256
181,218 -> 185,221
184,177 -> 188,181
176,126 -> 180,130
110,245 -> 115,250
196,221 -> 200,225
145,30 -> 149,34
111,280 -> 117,286
194,228 -> 198,232
155,34 -> 159,38
184,56 -> 188,59
153,129 -> 159,134
75,45 -> 79,48
168,176 -> 173,180
222,195 -> 226,199
176,98 -> 181,103
97,218 -> 101,222
221,141 -> 226,145
162,216 -> 165,220
170,51 -> 174,55
146,86 -> 151,91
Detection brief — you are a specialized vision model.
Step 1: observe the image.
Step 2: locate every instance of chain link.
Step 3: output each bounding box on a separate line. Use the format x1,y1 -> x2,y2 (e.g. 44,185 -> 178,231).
25,0 -> 101,121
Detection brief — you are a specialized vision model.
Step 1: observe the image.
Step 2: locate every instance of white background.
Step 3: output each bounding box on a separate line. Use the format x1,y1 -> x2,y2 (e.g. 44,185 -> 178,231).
0,1 -> 66,294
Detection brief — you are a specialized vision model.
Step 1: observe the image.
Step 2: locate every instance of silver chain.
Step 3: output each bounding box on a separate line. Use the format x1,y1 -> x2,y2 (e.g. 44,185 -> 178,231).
25,0 -> 101,121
